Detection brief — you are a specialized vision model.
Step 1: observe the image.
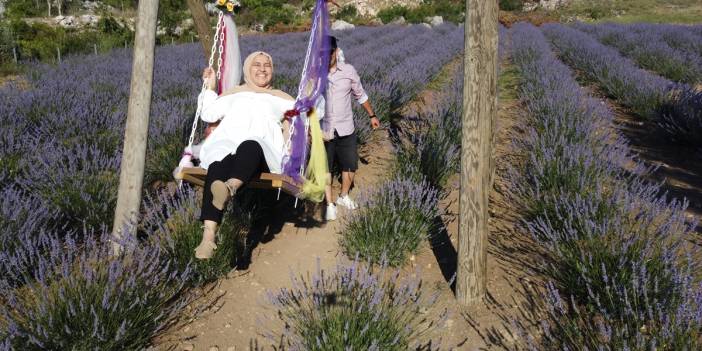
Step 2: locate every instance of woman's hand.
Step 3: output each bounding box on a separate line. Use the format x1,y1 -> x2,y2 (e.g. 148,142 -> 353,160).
202,67 -> 216,91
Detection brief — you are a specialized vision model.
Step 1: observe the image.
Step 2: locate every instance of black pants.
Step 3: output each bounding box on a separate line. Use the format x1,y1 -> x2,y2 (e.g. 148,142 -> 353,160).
200,140 -> 269,223
324,131 -> 358,172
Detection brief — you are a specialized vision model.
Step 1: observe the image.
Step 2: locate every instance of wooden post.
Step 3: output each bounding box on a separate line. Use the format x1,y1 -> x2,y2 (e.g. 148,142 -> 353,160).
456,0 -> 498,304
13,47 -> 18,63
94,43 -> 98,55
111,0 -> 159,253
56,46 -> 61,63
186,0 -> 214,57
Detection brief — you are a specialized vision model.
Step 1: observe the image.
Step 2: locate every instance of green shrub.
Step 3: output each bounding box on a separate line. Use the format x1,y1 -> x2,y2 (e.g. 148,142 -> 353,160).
5,0 -> 48,18
101,0 -> 138,10
336,4 -> 359,23
499,0 -> 524,11
378,5 -> 410,24
239,0 -> 299,29
6,17 -> 133,63
98,16 -> 124,34
158,0 -> 190,35
378,1 -> 465,24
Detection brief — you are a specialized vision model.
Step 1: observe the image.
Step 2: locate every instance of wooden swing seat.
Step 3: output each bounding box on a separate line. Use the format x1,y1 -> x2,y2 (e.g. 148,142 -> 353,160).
175,167 -> 302,196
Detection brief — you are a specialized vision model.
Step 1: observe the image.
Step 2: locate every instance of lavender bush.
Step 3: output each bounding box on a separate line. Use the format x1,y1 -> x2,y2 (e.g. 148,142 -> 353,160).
657,86 -> 702,148
394,120 -> 460,192
544,23 -> 702,149
264,259 -> 444,350
340,179 -> 440,266
0,187 -> 59,289
534,281 -> 702,350
0,230 -> 192,350
542,23 -> 670,119
632,23 -> 702,63
510,22 -> 702,349
574,22 -> 702,84
141,188 -> 253,285
0,24 -> 467,348
393,63 -> 463,193
17,141 -> 120,233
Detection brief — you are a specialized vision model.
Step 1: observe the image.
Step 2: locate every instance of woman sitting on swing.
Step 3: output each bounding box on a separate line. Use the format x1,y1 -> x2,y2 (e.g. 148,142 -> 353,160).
194,51 -> 295,259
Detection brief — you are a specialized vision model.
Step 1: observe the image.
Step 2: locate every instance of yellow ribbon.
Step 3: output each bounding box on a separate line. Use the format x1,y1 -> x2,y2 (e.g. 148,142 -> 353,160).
299,108 -> 329,203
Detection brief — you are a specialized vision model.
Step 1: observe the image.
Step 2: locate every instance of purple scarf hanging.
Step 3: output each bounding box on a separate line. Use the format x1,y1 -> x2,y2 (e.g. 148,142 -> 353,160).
282,0 -> 331,180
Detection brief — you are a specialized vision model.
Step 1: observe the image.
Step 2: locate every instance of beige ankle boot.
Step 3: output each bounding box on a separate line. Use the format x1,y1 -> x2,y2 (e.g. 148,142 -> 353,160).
194,222 -> 218,259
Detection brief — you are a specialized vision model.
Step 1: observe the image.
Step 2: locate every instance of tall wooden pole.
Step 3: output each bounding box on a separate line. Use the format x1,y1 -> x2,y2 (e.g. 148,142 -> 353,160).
186,0 -> 214,57
112,0 -> 159,253
456,0 -> 498,304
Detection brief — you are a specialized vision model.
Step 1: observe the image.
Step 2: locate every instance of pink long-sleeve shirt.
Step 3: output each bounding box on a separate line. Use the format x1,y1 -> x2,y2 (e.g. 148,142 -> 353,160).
322,62 -> 369,138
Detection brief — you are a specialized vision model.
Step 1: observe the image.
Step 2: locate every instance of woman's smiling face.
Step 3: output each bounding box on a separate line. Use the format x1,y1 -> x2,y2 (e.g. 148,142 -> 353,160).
249,54 -> 273,88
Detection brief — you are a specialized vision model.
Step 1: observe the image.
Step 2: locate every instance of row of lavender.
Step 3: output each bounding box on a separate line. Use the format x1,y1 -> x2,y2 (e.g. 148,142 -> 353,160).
0,24 -> 462,349
510,23 -> 701,349
541,23 -> 702,149
573,22 -> 702,85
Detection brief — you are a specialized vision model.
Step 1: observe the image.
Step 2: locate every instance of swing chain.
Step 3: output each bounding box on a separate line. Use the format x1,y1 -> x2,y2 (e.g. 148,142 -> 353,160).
216,23 -> 225,80
188,11 -> 225,149
208,11 -> 224,69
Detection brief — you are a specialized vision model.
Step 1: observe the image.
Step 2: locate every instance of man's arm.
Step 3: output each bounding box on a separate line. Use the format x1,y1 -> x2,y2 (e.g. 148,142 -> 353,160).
361,100 -> 380,129
349,66 -> 380,129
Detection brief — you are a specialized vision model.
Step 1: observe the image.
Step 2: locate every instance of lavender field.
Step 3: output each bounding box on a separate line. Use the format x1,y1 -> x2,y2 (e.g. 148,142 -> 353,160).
1,21 -> 702,349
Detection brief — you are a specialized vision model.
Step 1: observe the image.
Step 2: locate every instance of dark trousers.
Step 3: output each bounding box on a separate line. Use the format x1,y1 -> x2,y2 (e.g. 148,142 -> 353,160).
324,131 -> 358,172
200,140 -> 269,223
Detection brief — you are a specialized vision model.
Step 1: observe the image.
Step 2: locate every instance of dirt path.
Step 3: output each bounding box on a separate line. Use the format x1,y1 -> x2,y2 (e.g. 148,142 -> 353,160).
157,63 -> 542,350
157,129 -> 395,350
611,106 -> 702,234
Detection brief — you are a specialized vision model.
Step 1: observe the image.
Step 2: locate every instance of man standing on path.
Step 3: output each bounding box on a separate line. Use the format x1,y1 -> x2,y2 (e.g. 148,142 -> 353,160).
323,36 -> 380,221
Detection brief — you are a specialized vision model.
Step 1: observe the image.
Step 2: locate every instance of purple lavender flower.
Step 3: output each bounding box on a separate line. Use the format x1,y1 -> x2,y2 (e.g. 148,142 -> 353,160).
340,178 -> 441,266
264,258 -> 443,350
510,22 -> 702,349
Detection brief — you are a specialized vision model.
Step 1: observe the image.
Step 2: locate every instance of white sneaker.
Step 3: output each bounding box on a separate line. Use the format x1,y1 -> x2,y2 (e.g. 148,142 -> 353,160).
336,195 -> 358,210
326,204 -> 337,221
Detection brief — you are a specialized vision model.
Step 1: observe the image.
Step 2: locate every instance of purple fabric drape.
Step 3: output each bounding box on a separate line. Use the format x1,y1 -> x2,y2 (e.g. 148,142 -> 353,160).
282,0 -> 331,180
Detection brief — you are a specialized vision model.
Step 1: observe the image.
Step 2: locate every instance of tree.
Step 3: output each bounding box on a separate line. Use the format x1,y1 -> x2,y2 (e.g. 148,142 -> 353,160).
186,0 -> 213,58
111,0 -> 159,253
456,0 -> 498,305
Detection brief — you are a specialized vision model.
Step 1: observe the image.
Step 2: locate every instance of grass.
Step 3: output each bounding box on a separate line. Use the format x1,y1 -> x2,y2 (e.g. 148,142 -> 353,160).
425,56 -> 463,92
559,0 -> 702,24
498,65 -> 521,102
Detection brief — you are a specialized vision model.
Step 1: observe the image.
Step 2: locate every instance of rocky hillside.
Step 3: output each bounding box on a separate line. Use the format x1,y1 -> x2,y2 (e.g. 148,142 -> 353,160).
334,0 -> 423,16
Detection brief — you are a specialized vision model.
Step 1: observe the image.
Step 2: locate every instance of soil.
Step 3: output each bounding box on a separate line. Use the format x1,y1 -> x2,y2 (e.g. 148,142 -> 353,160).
586,87 -> 702,239
155,65 -> 545,350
